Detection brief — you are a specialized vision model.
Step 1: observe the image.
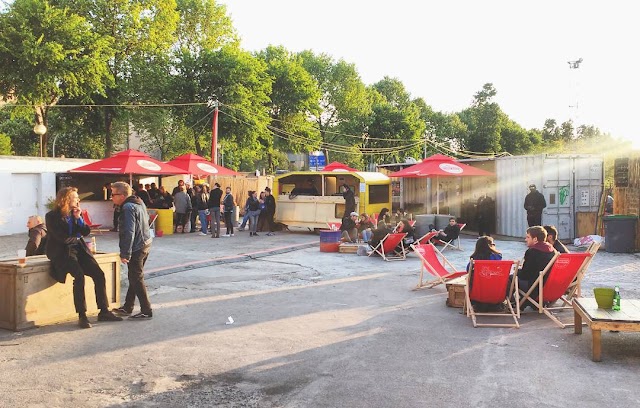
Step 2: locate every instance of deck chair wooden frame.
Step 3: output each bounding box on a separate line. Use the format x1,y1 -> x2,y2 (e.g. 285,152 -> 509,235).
465,260 -> 521,328
433,223 -> 466,251
519,252 -> 593,328
368,232 -> 407,261
410,243 -> 466,289
566,241 -> 601,297
81,209 -> 106,234
326,222 -> 341,231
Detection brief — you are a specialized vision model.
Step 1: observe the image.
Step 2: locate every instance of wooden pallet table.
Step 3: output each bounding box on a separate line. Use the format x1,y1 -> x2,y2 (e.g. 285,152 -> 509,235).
573,297 -> 640,362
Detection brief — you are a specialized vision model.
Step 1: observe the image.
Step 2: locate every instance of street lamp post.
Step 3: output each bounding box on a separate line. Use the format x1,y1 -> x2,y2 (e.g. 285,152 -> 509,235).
33,124 -> 47,157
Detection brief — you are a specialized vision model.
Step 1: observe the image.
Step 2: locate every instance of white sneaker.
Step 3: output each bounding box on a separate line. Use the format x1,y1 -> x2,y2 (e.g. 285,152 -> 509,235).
230,234 -> 235,237
222,234 -> 230,237
199,232 -> 208,236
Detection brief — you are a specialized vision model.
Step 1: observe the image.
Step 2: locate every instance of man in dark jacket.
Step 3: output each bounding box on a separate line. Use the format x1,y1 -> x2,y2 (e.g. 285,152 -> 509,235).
516,226 -> 557,309
111,182 -> 154,320
342,184 -> 356,217
524,184 -> 546,227
45,187 -> 123,329
207,183 -> 223,238
340,212 -> 359,243
264,187 -> 276,236
543,225 -> 569,253
25,215 -> 47,256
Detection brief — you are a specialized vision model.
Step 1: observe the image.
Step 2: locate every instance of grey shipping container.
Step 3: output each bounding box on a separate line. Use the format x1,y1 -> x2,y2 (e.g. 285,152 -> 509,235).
495,154 -> 603,240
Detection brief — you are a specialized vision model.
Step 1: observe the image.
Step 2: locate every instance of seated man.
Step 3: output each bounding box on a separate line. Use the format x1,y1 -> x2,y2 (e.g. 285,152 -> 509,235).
25,215 -> 47,256
435,217 -> 460,243
515,226 -> 557,308
543,225 -> 569,253
340,212 -> 359,243
368,222 -> 392,250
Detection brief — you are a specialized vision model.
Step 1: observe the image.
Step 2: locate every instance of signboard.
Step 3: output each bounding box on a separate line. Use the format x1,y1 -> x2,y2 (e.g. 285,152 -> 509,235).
309,153 -> 326,170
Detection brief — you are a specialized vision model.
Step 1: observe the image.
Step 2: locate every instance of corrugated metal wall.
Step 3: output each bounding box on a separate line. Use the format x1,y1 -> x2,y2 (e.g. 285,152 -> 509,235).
495,154 -> 603,240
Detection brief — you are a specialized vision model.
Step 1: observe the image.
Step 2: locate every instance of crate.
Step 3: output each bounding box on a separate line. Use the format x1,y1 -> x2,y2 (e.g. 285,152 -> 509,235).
0,253 -> 121,331
339,243 -> 360,254
445,275 -> 467,308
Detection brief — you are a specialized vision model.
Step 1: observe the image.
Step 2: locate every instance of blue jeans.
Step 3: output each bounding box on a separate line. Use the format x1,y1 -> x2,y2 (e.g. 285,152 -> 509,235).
362,229 -> 372,243
198,210 -> 209,233
248,210 -> 260,233
240,212 -> 250,229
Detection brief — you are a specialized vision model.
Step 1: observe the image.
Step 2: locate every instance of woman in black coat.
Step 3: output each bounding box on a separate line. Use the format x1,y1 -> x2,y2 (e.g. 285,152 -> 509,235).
45,187 -> 122,329
342,184 -> 356,217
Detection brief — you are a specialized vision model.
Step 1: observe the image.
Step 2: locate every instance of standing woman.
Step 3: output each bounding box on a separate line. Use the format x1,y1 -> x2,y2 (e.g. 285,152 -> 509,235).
222,187 -> 235,237
45,187 -> 122,329
342,184 -> 356,217
246,191 -> 261,236
257,191 -> 267,232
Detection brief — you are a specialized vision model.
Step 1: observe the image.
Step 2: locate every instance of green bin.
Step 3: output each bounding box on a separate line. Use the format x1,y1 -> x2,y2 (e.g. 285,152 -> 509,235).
603,215 -> 637,253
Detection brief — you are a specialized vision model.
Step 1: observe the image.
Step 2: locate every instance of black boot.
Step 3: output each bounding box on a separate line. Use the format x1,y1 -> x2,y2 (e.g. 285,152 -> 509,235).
78,314 -> 91,329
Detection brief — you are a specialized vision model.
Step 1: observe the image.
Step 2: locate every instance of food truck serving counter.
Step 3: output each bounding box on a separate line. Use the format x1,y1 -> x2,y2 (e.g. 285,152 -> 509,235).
274,171 -> 391,229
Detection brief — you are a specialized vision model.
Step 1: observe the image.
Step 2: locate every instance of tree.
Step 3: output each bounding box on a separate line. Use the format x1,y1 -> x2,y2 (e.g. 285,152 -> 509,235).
54,0 -> 180,156
297,50 -> 371,162
0,132 -> 13,155
256,46 -> 321,170
0,0 -> 113,156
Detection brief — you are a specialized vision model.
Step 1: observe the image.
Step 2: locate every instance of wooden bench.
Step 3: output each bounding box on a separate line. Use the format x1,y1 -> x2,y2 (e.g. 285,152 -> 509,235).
0,253 -> 121,331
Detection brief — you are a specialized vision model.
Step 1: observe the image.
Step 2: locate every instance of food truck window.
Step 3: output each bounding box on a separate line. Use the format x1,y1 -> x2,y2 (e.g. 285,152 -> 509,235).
369,184 -> 390,204
56,173 -> 135,201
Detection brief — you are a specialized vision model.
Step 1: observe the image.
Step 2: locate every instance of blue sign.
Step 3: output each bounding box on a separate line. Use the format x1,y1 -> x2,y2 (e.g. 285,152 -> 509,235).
309,153 -> 326,170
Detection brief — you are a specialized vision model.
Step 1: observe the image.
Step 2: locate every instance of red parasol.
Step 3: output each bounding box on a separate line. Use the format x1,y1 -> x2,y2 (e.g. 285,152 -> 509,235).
389,154 -> 494,214
389,154 -> 493,178
165,153 -> 240,176
323,161 -> 358,172
69,149 -> 189,184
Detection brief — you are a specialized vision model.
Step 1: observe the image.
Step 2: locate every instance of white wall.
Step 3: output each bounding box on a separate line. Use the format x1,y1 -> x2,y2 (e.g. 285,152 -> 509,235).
0,156 -> 96,236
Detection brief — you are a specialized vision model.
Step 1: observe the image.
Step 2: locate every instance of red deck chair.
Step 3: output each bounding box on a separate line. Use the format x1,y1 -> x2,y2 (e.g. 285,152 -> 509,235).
327,222 -> 341,231
519,252 -> 592,328
566,241 -> 601,297
433,223 -> 466,251
415,230 -> 439,245
368,232 -> 407,261
466,260 -> 521,328
408,220 -> 416,228
410,243 -> 466,289
81,209 -> 104,234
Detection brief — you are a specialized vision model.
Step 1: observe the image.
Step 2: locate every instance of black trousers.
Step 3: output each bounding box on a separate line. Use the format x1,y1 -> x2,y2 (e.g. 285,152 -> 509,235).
66,248 -> 109,314
478,218 -> 491,236
527,212 -> 542,227
123,243 -> 152,314
266,212 -> 275,232
224,211 -> 234,234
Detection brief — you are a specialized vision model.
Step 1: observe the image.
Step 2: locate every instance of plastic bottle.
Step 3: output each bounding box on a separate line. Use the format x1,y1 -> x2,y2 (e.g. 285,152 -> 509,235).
613,285 -> 621,311
91,236 -> 97,254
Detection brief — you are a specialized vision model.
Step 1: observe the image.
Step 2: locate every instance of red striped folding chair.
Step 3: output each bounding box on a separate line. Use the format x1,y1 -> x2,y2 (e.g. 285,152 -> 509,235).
410,243 -> 466,289
368,232 -> 407,261
466,259 -> 521,328
519,252 -> 593,328
81,209 -> 104,234
415,230 -> 439,245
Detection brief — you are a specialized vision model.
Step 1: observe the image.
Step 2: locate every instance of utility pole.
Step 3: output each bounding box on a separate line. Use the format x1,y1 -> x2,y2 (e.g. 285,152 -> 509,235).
209,95 -> 219,164
567,58 -> 583,136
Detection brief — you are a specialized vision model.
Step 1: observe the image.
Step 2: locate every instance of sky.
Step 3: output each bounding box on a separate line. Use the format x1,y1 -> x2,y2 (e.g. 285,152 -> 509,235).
219,0 -> 639,148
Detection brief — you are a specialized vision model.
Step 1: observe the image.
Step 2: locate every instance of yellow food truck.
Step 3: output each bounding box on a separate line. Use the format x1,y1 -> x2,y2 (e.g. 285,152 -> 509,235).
273,171 -> 391,229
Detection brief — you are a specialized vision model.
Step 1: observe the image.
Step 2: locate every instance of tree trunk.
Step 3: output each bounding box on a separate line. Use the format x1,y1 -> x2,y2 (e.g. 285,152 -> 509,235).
104,108 -> 114,157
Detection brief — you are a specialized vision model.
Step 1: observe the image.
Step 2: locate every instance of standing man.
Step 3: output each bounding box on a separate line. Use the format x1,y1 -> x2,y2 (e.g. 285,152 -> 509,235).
111,182 -> 154,320
476,192 -> 494,237
45,187 -> 123,329
264,187 -> 276,236
222,186 -> 235,237
524,184 -> 546,227
342,184 -> 356,218
208,183 -> 223,238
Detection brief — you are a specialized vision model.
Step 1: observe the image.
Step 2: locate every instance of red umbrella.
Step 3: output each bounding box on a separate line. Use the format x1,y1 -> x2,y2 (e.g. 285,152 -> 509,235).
165,153 -> 240,176
323,161 -> 358,172
69,149 -> 189,184
389,154 -> 494,214
389,154 -> 493,178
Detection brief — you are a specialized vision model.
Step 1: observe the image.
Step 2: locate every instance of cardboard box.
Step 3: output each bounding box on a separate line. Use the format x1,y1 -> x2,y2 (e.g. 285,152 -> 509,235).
0,253 -> 120,331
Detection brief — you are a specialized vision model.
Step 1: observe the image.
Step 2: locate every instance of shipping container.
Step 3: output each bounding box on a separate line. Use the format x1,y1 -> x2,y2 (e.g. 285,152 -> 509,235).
495,154 -> 603,240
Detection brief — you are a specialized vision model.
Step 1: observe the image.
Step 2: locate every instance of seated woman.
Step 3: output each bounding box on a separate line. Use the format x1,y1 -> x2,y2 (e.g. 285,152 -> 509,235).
467,236 -> 504,311
358,213 -> 375,242
377,208 -> 391,229
368,222 -> 392,249
395,219 -> 416,246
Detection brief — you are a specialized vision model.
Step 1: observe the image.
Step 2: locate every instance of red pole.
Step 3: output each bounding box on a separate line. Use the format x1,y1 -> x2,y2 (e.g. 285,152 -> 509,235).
211,103 -> 219,164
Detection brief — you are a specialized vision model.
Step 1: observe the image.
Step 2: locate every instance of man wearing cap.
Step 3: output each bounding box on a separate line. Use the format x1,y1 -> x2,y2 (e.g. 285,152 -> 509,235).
524,184 -> 546,227
340,212 -> 359,243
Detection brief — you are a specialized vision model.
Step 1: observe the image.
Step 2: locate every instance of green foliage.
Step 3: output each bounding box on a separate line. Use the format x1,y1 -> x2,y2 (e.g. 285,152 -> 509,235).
0,132 -> 14,155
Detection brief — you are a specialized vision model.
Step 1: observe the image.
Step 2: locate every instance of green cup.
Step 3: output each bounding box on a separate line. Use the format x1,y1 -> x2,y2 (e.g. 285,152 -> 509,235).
593,287 -> 615,309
